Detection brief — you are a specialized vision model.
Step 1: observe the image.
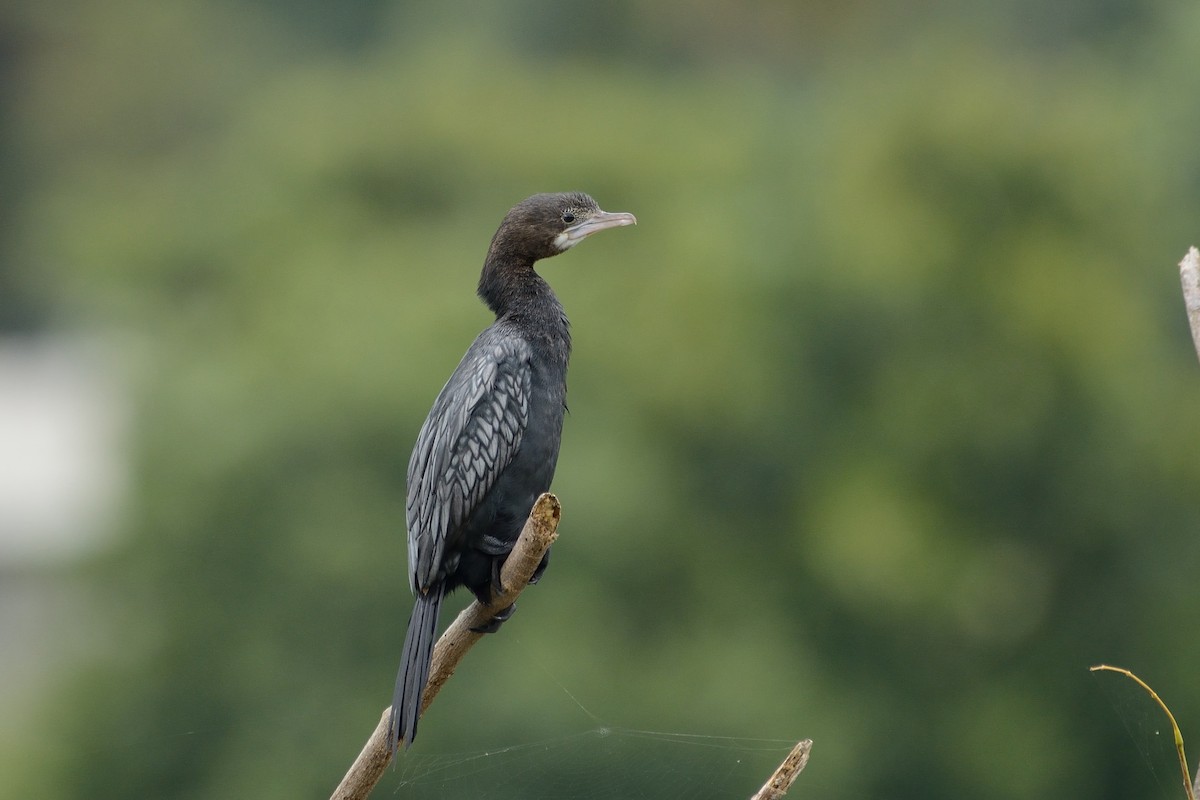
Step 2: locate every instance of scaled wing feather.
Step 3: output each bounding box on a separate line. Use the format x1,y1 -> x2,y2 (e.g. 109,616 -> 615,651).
406,336 -> 531,594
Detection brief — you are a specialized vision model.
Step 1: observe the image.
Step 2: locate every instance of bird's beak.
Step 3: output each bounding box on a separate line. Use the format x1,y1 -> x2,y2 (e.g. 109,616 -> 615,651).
559,209 -> 637,249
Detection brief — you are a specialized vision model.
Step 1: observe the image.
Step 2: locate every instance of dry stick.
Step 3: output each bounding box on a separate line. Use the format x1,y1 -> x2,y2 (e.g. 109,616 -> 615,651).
750,739 -> 812,800
1182,247 -> 1200,798
329,493 -> 562,800
1179,246 -> 1200,363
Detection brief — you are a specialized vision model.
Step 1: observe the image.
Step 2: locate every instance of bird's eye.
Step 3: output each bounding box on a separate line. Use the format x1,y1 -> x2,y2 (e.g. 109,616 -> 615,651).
561,212 -> 576,224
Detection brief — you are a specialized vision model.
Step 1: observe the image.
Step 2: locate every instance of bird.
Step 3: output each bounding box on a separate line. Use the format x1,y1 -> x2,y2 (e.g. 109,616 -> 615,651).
390,192 -> 636,749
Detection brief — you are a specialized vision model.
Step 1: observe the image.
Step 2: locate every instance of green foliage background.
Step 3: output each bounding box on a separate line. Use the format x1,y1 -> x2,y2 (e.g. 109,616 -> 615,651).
3,1 -> 1200,797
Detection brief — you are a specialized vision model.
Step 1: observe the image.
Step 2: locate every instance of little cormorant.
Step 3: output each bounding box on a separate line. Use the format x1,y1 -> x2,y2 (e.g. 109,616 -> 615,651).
390,192 -> 636,748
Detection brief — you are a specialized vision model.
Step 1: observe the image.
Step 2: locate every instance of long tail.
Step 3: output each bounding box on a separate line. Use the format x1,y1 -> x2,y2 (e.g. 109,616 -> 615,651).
390,587 -> 444,750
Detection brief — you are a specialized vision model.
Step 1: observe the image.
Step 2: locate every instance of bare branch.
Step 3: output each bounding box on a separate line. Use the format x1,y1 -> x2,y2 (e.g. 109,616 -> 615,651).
330,493 -> 562,800
750,739 -> 812,800
1182,248 -> 1200,800
421,492 -> 560,707
1179,246 -> 1200,363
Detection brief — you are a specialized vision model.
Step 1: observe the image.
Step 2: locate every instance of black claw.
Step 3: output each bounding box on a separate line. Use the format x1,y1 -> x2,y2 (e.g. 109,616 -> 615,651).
470,602 -> 516,634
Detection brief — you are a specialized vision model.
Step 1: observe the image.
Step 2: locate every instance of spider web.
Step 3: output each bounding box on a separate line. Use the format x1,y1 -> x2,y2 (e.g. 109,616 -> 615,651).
381,636 -> 801,799
386,725 -> 797,800
1092,668 -> 1192,800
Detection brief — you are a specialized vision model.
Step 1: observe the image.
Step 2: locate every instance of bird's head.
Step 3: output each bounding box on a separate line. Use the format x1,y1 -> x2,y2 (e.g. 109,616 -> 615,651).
492,192 -> 637,262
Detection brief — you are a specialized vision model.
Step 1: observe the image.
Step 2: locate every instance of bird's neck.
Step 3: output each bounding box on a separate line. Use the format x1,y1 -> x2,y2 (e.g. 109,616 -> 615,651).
477,253 -> 566,328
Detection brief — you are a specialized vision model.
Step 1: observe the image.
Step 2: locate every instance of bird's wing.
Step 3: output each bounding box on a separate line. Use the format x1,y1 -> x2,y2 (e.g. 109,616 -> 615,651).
406,333 -> 532,594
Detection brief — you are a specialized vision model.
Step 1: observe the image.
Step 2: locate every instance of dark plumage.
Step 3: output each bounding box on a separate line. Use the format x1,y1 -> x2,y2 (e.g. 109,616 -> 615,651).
390,192 -> 636,749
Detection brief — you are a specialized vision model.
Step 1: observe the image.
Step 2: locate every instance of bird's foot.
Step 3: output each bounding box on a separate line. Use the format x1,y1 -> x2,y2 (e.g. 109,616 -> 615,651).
488,555 -> 507,597
528,547 -> 551,585
470,602 -> 516,634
